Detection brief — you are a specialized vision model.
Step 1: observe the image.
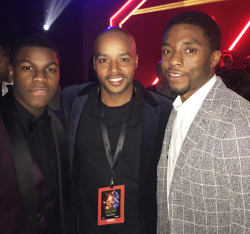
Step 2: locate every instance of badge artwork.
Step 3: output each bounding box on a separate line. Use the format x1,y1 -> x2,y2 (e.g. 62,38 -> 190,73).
98,185 -> 125,225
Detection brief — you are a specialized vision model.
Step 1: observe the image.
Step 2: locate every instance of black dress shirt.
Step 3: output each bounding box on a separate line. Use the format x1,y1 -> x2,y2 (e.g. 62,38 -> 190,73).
14,98 -> 60,233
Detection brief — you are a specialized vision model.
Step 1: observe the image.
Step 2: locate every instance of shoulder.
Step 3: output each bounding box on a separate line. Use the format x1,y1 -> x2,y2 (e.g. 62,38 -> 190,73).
207,78 -> 250,123
146,85 -> 156,92
62,82 -> 93,96
62,82 -> 98,101
134,80 -> 173,114
135,80 -> 172,106
147,89 -> 173,110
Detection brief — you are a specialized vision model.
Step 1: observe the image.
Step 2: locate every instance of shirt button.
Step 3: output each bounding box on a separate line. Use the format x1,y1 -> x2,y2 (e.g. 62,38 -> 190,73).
36,132 -> 40,136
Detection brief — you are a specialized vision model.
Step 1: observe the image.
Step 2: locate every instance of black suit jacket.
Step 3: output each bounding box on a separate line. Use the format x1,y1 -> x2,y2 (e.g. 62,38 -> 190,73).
62,81 -> 173,234
0,91 -> 75,234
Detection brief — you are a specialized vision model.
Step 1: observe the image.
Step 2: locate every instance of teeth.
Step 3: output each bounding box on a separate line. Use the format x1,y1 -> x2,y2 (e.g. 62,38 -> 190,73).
170,73 -> 181,77
36,91 -> 46,93
110,78 -> 123,82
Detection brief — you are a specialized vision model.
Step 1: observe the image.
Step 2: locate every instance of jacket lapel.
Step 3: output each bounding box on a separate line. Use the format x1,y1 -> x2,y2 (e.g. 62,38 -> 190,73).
68,93 -> 89,171
139,102 -> 160,187
49,109 -> 75,232
1,97 -> 37,234
169,81 -> 221,202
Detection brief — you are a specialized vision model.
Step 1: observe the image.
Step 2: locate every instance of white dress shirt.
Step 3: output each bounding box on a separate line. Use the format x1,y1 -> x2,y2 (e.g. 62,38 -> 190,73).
167,75 -> 218,200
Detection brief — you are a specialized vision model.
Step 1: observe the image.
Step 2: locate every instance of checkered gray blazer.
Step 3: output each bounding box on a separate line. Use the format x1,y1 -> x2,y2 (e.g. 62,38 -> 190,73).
157,77 -> 250,233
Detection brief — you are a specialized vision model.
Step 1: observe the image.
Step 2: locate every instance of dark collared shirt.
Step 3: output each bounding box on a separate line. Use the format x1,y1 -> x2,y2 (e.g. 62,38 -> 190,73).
14,99 -> 60,234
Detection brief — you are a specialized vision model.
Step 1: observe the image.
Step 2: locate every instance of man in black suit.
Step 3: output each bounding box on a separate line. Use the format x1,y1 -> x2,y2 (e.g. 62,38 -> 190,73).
0,34 -> 75,234
62,26 -> 172,234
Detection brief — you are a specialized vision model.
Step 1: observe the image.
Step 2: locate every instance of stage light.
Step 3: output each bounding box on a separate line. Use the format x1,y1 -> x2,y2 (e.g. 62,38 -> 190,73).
43,24 -> 50,31
152,77 -> 159,85
43,0 -> 71,30
229,19 -> 250,51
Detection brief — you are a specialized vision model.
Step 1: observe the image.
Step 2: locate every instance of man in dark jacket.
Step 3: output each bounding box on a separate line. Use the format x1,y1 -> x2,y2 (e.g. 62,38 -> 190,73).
0,34 -> 75,234
62,26 -> 172,234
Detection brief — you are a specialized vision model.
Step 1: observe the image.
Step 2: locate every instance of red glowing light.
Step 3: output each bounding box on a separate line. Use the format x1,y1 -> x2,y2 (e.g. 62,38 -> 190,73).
152,77 -> 159,85
110,0 -> 132,27
119,0 -> 147,28
229,19 -> 250,51
110,0 -> 147,28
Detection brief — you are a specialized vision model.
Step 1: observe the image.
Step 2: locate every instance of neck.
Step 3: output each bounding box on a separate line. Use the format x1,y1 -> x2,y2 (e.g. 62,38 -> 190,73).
32,108 -> 46,118
100,86 -> 134,107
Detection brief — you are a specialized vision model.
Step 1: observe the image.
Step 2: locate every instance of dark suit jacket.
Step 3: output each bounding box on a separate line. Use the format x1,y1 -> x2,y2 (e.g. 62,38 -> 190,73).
0,92 -> 75,234
61,81 -> 172,234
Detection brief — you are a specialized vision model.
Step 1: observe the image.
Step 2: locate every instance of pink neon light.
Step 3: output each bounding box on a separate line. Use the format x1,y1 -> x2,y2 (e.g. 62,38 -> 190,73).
152,77 -> 159,85
110,0 -> 132,27
229,20 -> 250,51
119,0 -> 147,28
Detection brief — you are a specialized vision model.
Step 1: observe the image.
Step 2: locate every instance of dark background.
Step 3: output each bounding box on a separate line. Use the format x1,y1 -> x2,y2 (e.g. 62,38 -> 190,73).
0,0 -> 249,88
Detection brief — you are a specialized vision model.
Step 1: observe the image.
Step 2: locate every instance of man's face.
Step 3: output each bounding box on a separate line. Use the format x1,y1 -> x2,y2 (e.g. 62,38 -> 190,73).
10,46 -> 59,117
161,24 -> 220,102
94,31 -> 138,104
0,47 -> 10,82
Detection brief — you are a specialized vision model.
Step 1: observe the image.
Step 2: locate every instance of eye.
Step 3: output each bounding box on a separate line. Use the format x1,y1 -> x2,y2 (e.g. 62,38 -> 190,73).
162,49 -> 171,55
23,66 -> 32,70
99,58 -> 108,63
187,48 -> 197,53
47,67 -> 57,72
120,58 -> 129,62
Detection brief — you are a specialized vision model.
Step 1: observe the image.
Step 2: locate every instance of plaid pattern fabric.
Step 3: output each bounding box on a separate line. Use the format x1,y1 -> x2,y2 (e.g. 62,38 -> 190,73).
157,78 -> 250,233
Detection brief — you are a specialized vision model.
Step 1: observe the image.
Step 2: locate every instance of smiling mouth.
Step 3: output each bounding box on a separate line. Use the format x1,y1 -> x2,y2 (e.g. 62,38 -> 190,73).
30,89 -> 49,95
109,77 -> 123,82
106,75 -> 125,86
168,72 -> 186,81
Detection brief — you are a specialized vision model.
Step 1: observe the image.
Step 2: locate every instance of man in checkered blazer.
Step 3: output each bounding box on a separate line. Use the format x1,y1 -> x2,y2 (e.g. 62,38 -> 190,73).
157,11 -> 250,233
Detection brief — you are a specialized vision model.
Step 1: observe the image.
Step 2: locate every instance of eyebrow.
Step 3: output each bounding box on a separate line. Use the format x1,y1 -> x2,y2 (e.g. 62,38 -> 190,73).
95,52 -> 132,57
162,40 -> 200,47
17,59 -> 59,67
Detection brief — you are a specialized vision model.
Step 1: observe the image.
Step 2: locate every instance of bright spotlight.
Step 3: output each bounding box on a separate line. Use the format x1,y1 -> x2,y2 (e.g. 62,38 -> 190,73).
43,0 -> 71,30
43,24 -> 50,31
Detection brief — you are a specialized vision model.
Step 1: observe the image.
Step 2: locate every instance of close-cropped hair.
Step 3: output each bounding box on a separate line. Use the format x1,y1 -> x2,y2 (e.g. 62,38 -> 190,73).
94,26 -> 136,55
95,26 -> 134,41
163,11 -> 221,51
9,34 -> 59,65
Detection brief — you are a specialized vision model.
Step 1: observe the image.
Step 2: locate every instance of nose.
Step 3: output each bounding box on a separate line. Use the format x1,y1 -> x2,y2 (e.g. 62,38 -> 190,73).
109,60 -> 120,73
33,69 -> 47,82
169,51 -> 183,67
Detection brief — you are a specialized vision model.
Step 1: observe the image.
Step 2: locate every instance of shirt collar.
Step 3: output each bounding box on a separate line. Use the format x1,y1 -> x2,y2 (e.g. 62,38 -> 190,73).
173,75 -> 218,112
14,96 -> 49,131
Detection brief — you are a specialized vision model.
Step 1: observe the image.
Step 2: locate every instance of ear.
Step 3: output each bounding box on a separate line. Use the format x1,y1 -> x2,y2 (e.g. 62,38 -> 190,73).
93,56 -> 96,71
210,50 -> 221,67
8,64 -> 14,83
135,54 -> 138,69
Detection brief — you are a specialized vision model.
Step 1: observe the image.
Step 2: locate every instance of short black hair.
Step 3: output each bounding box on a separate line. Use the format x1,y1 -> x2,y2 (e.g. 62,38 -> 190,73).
163,11 -> 221,51
9,34 -> 59,65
